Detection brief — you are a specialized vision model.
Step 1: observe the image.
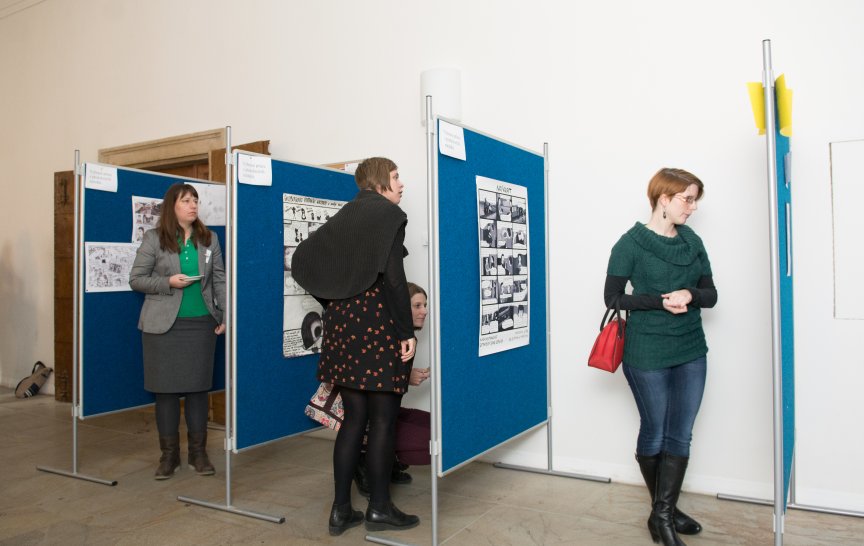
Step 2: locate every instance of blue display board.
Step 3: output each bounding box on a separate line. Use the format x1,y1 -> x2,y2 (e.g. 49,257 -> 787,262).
81,166 -> 225,417
436,121 -> 548,474
775,106 -> 795,509
234,154 -> 357,450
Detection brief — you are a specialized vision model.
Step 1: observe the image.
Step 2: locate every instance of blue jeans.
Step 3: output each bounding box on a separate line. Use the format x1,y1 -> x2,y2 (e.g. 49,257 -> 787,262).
623,356 -> 707,458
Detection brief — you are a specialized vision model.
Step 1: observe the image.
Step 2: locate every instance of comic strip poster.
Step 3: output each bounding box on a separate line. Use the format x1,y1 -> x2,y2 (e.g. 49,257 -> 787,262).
283,193 -> 348,358
477,176 -> 529,356
131,196 -> 162,243
84,242 -> 139,292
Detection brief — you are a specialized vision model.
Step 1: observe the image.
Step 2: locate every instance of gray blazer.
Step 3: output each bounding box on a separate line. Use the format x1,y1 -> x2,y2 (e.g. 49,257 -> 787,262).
129,229 -> 226,334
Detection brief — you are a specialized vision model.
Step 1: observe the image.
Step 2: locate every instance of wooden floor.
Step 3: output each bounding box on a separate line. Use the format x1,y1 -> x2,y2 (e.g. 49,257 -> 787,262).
1,387 -> 862,545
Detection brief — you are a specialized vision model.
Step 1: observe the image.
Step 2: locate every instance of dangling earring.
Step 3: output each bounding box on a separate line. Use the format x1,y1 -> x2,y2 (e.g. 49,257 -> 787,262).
662,207 -> 667,219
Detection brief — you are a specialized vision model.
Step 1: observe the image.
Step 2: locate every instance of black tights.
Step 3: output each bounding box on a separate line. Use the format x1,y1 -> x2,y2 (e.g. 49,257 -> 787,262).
154,391 -> 209,437
334,388 -> 402,506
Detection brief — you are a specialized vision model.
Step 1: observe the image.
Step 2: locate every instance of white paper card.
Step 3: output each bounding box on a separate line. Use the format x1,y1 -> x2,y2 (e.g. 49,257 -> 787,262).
85,164 -> 118,192
237,153 -> 273,186
439,120 -> 467,161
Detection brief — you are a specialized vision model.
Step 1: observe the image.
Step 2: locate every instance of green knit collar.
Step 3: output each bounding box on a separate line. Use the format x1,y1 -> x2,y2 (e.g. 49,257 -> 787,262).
626,222 -> 700,265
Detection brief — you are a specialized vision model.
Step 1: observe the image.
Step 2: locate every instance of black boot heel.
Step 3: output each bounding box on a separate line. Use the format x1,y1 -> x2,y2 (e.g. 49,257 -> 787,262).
328,502 -> 363,536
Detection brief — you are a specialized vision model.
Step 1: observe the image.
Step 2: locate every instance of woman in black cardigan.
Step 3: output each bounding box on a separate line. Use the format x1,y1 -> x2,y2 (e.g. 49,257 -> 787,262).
292,157 -> 419,536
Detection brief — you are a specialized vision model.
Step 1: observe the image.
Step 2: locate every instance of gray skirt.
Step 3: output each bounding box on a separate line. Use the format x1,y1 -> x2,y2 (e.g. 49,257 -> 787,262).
142,315 -> 217,393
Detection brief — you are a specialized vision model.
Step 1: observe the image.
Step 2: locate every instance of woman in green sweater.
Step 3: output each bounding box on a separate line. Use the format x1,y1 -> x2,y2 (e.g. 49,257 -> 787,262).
604,168 -> 717,546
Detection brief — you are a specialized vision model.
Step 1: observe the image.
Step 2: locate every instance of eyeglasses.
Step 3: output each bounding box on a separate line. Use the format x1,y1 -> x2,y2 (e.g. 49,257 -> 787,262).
674,194 -> 697,206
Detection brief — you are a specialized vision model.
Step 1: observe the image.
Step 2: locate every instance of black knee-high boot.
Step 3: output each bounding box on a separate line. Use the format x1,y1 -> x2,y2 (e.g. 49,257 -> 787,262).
648,453 -> 688,546
636,453 -> 702,535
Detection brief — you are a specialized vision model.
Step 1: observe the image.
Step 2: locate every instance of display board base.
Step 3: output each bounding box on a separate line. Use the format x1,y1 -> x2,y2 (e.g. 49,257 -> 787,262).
493,462 -> 610,483
717,493 -> 864,518
177,495 -> 285,523
36,466 -> 117,486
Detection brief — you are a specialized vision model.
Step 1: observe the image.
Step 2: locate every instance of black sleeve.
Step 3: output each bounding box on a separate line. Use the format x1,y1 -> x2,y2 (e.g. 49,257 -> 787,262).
686,275 -> 717,308
604,275 -> 664,311
382,226 -> 415,341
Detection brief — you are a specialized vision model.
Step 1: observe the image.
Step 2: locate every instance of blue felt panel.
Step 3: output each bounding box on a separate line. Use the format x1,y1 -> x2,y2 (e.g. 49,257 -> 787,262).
81,167 -> 225,417
234,157 -> 357,450
775,119 -> 795,509
436,122 -> 548,473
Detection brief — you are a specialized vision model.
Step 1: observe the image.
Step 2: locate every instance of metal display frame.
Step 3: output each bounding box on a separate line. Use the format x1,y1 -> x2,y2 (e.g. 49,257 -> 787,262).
492,140 -> 609,485
717,42 -> 864,544
176,127 -> 284,524
36,150 -> 118,487
370,98 -> 600,546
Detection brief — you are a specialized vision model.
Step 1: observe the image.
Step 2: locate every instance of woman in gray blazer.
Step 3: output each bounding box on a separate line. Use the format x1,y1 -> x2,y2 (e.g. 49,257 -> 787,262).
129,183 -> 226,480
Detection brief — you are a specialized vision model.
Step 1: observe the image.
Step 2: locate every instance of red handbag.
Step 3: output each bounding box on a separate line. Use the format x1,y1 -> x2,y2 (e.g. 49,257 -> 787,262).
588,305 -> 626,373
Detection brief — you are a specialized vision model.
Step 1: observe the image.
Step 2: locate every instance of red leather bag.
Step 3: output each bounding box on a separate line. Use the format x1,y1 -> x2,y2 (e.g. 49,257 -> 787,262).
588,306 -> 626,373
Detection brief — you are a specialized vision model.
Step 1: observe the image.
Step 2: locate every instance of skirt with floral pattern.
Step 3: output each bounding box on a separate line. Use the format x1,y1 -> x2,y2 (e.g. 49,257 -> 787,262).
318,279 -> 411,393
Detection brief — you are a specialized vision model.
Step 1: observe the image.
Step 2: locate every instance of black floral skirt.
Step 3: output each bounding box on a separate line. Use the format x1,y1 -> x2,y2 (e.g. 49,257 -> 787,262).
318,280 -> 411,393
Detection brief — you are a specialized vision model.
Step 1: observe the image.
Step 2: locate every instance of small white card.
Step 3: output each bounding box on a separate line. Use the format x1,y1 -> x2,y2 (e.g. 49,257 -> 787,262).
84,164 -> 118,192
439,120 -> 467,161
237,153 -> 273,186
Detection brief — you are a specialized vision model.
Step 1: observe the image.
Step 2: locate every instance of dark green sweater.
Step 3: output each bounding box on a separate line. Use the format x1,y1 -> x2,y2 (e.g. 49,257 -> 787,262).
606,222 -> 715,370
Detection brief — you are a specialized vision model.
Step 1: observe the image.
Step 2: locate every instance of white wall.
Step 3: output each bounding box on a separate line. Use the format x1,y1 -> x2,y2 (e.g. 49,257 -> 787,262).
1,0 -> 862,511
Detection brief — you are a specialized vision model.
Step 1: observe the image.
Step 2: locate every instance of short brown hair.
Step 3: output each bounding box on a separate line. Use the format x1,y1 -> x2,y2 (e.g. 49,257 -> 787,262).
407,282 -> 427,299
355,157 -> 397,192
646,168 -> 704,209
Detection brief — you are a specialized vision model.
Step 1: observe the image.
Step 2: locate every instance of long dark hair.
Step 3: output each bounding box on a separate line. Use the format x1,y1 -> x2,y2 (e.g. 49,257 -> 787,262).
156,183 -> 212,253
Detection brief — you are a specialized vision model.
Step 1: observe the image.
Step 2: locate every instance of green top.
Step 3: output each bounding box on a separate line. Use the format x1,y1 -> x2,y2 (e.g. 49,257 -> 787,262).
177,237 -> 209,318
607,222 -> 712,370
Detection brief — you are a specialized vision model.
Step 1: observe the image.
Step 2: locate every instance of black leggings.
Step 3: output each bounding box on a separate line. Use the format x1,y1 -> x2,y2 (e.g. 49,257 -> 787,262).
154,391 -> 209,437
334,388 -> 402,505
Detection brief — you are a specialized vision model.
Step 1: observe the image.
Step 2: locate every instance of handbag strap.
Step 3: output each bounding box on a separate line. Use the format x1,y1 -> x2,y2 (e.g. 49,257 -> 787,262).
322,384 -> 341,412
600,298 -> 628,336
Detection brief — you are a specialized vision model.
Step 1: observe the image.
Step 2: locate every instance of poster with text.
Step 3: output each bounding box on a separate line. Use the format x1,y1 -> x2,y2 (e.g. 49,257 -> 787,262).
477,176 -> 529,356
282,193 -> 348,358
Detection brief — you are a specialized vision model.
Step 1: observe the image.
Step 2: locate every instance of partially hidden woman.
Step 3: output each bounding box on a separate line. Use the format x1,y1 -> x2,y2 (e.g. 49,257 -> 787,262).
292,157 -> 420,536
354,282 -> 431,496
604,168 -> 717,546
129,183 -> 226,480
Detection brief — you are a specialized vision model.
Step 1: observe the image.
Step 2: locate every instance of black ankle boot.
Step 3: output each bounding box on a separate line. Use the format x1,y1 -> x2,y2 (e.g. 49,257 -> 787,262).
391,456 -> 412,484
354,453 -> 370,498
365,501 -> 420,532
648,453 -> 688,546
637,453 -> 702,535
328,502 -> 363,536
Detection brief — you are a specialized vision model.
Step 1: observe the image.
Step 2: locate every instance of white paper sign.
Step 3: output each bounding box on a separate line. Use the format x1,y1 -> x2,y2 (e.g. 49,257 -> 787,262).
237,153 -> 273,186
439,120 -> 467,161
85,164 -> 118,193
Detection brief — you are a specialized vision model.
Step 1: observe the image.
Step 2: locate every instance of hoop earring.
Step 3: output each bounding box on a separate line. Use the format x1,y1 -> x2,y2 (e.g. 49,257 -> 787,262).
662,207 -> 667,219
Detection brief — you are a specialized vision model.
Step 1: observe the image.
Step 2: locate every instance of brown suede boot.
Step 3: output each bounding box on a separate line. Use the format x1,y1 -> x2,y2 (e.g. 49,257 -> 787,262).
155,435 -> 180,480
187,431 -> 215,476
